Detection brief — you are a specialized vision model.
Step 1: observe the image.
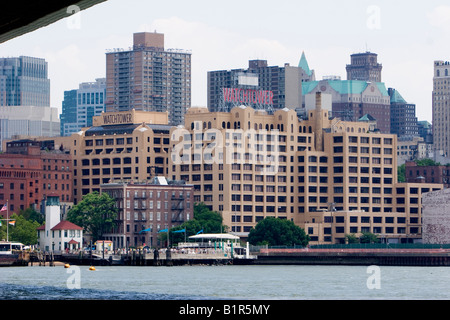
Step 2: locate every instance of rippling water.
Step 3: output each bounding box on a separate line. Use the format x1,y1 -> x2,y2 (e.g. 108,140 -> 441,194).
1,265 -> 450,300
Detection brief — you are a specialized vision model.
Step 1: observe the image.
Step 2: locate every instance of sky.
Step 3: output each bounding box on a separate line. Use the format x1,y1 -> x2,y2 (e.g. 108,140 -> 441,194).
2,0 -> 450,123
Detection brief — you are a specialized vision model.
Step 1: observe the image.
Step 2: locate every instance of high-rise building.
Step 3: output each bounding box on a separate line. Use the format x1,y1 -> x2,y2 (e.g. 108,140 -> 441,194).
432,60 -> 450,156
302,79 -> 392,133
0,56 -> 56,150
207,59 -> 303,114
388,88 -> 418,140
169,95 -> 442,244
60,78 -> 106,136
0,56 -> 50,107
105,32 -> 191,126
346,52 -> 382,83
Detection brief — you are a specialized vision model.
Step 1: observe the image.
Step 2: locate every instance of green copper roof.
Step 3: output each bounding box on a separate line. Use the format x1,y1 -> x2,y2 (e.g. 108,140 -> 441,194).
389,89 -> 407,103
359,114 -> 376,121
299,52 -> 312,76
301,80 -> 389,97
328,80 -> 368,95
301,81 -> 318,95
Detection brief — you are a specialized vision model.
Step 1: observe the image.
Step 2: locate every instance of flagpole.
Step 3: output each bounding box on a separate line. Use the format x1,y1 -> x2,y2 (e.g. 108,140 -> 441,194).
6,200 -> 8,242
6,200 -> 9,242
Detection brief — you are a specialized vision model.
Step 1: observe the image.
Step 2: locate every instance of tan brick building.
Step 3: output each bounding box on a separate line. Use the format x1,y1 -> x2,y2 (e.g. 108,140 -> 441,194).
169,93 -> 442,244
67,109 -> 172,204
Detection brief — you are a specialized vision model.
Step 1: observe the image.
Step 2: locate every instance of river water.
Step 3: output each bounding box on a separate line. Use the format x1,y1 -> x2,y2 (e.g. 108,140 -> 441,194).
0,264 -> 449,301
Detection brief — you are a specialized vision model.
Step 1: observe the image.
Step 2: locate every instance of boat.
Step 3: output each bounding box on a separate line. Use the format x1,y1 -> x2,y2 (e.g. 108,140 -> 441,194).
0,241 -> 29,266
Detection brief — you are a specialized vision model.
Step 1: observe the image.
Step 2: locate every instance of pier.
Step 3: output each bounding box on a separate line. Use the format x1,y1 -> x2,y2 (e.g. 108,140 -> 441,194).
237,248 -> 450,266
29,249 -> 234,266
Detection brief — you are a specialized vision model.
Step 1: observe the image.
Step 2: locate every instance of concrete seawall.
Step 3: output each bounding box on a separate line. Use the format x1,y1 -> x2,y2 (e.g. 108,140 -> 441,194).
239,249 -> 450,266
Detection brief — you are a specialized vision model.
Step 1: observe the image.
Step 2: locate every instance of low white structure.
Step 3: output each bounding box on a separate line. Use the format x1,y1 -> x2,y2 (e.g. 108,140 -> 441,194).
37,195 -> 83,252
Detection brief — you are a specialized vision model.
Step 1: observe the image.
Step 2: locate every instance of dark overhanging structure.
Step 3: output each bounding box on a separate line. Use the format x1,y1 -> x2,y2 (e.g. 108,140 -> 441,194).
0,0 -> 107,44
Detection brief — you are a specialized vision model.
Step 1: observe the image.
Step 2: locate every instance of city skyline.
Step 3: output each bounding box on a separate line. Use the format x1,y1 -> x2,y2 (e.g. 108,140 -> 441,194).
1,0 -> 449,123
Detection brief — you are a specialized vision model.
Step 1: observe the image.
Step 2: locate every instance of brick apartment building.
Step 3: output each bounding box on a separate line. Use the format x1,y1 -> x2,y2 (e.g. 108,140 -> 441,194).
101,178 -> 194,249
0,139 -> 72,215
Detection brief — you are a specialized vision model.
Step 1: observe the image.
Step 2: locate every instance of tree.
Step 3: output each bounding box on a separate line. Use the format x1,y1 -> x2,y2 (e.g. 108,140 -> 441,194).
398,163 -> 406,182
170,203 -> 228,245
19,207 -> 44,225
67,191 -> 118,242
0,213 -> 40,245
248,217 -> 310,247
345,233 -> 359,244
359,232 -> 380,244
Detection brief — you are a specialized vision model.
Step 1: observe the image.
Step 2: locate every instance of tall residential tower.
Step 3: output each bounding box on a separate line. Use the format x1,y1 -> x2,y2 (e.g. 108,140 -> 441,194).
105,32 -> 191,126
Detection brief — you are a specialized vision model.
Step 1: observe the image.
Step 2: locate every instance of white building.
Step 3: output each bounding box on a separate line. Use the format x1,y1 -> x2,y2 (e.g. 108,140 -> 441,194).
0,105 -> 60,151
37,195 -> 83,252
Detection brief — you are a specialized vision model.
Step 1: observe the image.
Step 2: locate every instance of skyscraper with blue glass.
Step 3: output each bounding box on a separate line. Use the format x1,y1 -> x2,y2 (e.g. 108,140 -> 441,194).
60,78 -> 106,136
0,56 -> 50,107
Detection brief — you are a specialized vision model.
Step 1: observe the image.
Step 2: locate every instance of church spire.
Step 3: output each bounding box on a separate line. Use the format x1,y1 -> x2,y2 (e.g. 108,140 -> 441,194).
299,51 -> 312,76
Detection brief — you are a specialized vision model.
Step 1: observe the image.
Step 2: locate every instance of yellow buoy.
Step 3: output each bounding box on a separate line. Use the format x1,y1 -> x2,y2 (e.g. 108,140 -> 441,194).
64,264 -> 70,268
89,266 -> 96,271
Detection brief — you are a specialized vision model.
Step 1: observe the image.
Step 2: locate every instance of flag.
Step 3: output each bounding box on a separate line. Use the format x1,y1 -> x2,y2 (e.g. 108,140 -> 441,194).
173,229 -> 185,233
8,221 -> 15,226
158,228 -> 168,233
196,229 -> 203,235
0,204 -> 6,212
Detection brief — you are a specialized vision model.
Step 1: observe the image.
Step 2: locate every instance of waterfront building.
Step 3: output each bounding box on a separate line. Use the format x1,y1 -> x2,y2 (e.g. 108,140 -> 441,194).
422,188 -> 450,244
169,93 -> 442,244
432,60 -> 450,157
60,78 -> 106,136
0,56 -> 50,107
0,139 -> 72,215
66,109 -> 172,204
207,59 -> 303,114
37,194 -> 83,252
101,177 -> 194,249
105,32 -> 191,126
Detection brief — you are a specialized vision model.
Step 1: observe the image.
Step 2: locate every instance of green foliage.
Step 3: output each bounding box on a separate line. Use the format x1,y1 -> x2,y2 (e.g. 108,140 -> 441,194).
248,217 -> 310,247
170,203 -> 228,244
0,213 -> 40,245
397,163 -> 405,182
67,191 -> 118,242
359,232 -> 380,244
345,233 -> 359,244
415,159 -> 441,166
19,207 -> 44,225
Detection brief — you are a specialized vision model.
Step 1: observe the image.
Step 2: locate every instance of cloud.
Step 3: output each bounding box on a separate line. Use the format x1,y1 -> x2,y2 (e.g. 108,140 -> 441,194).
427,5 -> 450,33
32,44 -> 91,108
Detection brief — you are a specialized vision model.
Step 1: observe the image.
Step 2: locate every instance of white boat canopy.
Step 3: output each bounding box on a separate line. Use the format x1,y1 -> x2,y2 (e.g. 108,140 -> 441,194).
188,233 -> 240,240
